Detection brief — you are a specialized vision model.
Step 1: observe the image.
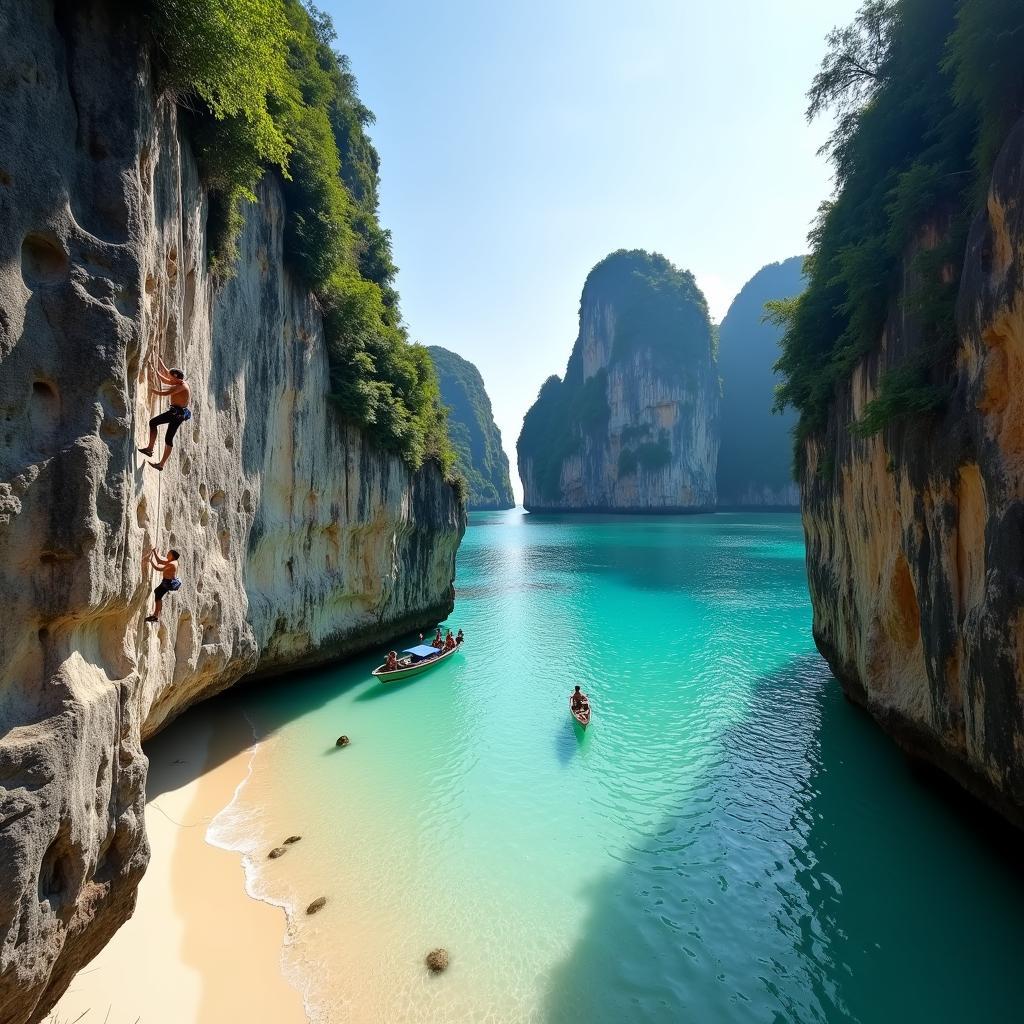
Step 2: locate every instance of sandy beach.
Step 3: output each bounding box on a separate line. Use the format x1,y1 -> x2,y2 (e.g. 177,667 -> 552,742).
49,698 -> 306,1024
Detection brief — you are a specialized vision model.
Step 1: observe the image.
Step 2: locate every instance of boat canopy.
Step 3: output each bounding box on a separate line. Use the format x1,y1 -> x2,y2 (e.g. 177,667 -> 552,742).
403,644 -> 440,657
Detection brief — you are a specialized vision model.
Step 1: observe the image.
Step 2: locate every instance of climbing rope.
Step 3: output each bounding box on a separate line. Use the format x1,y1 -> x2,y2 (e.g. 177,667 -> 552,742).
150,344 -> 165,563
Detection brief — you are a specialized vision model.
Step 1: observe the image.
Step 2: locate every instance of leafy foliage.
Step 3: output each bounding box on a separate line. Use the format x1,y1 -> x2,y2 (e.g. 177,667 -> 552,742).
851,364 -> 951,437
146,0 -> 453,475
773,0 -> 1024,466
584,251 -> 711,374
946,0 -> 1024,186
618,438 -> 672,479
428,347 -> 515,510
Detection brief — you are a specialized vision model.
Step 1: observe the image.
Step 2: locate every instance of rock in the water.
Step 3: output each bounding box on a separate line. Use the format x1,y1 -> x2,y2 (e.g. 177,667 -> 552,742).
283,835 -> 302,845
425,948 -> 450,973
267,847 -> 287,860
306,897 -> 327,915
336,735 -> 350,747
427,346 -> 515,510
518,249 -> 718,512
717,257 -> 805,509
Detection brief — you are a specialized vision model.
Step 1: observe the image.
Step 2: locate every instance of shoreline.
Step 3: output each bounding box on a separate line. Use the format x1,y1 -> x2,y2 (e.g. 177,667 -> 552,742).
49,698 -> 306,1024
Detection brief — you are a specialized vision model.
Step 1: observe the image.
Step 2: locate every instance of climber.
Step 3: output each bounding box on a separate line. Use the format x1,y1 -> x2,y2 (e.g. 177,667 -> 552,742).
139,357 -> 191,471
145,548 -> 181,623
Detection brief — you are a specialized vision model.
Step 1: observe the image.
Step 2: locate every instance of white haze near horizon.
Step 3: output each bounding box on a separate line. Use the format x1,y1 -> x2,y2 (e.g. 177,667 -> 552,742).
322,0 -> 861,501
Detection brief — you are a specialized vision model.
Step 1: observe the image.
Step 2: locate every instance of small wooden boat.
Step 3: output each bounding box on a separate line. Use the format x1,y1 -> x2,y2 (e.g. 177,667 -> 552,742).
570,695 -> 591,729
371,642 -> 461,683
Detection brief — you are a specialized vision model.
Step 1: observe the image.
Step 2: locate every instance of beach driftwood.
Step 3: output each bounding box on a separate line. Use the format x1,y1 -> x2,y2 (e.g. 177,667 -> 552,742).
425,948 -> 449,973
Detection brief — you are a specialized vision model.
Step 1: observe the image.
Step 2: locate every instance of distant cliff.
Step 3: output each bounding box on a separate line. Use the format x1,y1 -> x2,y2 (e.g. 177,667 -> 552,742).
0,3 -> 463,1021
775,0 -> 1024,826
517,250 -> 718,512
717,258 -> 804,508
428,347 -> 514,510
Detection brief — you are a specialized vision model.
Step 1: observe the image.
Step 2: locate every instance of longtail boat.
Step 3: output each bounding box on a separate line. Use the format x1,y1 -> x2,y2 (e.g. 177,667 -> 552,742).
371,642 -> 461,683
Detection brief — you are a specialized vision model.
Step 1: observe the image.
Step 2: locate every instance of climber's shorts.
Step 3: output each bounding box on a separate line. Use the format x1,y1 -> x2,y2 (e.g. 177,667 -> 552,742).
154,577 -> 182,601
149,405 -> 192,447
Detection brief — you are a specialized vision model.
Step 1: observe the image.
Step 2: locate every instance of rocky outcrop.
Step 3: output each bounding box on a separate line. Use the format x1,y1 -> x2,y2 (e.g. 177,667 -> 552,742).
717,258 -> 803,508
0,4 -> 463,1021
801,119 -> 1024,827
517,250 -> 718,512
427,346 -> 514,510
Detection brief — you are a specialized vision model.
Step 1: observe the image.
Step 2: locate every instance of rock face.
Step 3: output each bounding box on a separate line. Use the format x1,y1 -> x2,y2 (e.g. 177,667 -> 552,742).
517,250 -> 718,512
0,4 -> 464,1021
717,258 -> 804,508
427,346 -> 514,510
801,120 -> 1024,827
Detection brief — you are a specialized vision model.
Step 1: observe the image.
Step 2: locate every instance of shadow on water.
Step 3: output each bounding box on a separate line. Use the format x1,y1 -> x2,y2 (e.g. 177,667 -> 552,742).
554,717 -> 589,766
145,620 -> 458,795
542,654 -> 1024,1024
355,674 -> 426,701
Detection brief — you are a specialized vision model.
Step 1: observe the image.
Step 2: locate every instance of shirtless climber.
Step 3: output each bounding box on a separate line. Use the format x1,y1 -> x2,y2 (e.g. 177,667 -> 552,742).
139,357 -> 192,470
145,548 -> 181,623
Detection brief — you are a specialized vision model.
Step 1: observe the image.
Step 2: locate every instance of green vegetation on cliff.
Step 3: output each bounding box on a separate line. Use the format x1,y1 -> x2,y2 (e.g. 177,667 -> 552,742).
427,347 -> 515,510
717,258 -> 804,504
146,0 -> 453,475
518,250 -> 711,503
770,0 -> 1024,462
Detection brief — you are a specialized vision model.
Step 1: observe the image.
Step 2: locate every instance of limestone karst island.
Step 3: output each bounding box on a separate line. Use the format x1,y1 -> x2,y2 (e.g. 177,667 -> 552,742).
1,1 -> 1023,1022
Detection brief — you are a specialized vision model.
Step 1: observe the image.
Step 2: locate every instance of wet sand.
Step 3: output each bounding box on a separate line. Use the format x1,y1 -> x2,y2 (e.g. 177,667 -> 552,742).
50,699 -> 306,1024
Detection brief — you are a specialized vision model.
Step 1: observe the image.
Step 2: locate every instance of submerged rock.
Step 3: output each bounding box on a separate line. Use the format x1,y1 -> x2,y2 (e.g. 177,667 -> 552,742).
425,948 -> 450,973
336,735 -> 350,747
267,847 -> 287,860
306,897 -> 327,915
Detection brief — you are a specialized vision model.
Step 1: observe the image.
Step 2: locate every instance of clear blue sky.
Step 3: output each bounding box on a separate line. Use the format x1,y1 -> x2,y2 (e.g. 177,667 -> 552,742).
320,0 -> 861,499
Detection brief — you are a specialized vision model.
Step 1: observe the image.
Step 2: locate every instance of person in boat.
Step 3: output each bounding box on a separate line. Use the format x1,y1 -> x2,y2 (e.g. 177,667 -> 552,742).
433,628 -> 443,648
385,650 -> 399,672
139,358 -> 192,471
570,685 -> 589,712
145,548 -> 181,623
456,629 -> 464,645
443,630 -> 456,652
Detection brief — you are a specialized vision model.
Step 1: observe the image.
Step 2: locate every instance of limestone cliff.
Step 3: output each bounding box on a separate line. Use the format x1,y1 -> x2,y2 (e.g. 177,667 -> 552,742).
427,346 -> 514,510
517,250 -> 718,512
801,120 -> 1024,828
0,3 -> 464,1021
717,258 -> 804,508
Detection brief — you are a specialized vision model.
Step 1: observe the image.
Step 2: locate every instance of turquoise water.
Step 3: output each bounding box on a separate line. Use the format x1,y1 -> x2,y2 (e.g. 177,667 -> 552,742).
226,511 -> 1024,1023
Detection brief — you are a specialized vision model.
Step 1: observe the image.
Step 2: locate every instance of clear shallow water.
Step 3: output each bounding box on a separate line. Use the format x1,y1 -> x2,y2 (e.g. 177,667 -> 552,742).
217,511 -> 1024,1023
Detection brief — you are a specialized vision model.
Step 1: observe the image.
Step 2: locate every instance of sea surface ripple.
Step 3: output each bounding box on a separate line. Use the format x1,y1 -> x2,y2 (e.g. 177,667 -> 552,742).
217,511 -> 1024,1024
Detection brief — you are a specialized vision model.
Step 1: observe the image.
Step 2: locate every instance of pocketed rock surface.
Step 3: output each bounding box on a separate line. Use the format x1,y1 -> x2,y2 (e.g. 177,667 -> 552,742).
0,3 -> 464,1021
800,118 -> 1024,829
